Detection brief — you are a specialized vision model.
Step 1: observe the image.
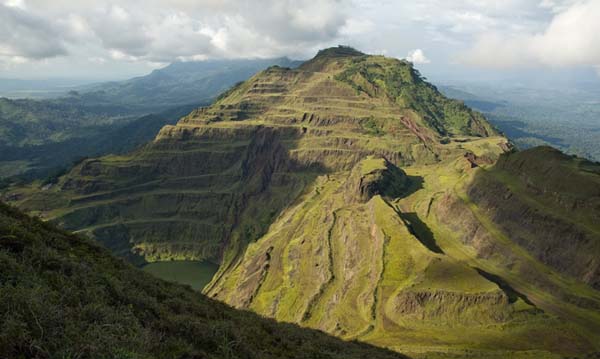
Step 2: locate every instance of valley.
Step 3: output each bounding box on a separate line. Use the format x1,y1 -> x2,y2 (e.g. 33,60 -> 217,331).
441,84 -> 600,162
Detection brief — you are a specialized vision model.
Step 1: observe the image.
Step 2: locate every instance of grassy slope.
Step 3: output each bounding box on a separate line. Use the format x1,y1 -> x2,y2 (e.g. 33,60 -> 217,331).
0,201 -> 407,359
210,140 -> 599,358
390,140 -> 600,357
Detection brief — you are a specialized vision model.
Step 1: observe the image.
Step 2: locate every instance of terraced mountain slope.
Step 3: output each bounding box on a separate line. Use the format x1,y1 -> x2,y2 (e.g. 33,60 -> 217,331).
8,47 -> 495,266
0,202 -> 406,359
5,47 -> 600,358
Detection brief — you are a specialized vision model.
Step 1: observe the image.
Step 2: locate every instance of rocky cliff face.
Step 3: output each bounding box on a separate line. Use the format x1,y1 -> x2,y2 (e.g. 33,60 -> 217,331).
343,156 -> 410,203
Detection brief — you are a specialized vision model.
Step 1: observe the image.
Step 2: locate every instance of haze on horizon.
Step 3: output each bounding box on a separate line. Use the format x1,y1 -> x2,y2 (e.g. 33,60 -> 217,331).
1,0 -> 600,87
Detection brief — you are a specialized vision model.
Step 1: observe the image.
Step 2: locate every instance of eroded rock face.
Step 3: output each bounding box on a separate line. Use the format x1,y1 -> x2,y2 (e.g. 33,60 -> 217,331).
344,157 -> 410,203
207,164 -> 547,345
11,49 -> 493,265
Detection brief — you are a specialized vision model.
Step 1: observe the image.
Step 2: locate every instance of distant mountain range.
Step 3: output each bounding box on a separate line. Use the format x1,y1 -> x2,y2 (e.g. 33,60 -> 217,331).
440,84 -> 600,162
79,57 -> 302,111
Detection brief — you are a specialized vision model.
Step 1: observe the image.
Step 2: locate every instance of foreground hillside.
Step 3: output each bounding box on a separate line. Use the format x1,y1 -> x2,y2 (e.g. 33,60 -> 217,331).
0,202 -> 406,358
6,47 -> 600,358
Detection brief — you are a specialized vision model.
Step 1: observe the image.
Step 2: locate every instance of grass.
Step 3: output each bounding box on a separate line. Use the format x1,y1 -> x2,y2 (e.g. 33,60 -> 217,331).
360,156 -> 388,175
209,149 -> 597,357
388,142 -> 600,355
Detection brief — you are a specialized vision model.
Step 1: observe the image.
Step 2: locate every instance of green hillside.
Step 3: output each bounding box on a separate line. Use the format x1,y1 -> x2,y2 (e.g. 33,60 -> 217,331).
5,47 -> 600,358
0,201 -> 407,358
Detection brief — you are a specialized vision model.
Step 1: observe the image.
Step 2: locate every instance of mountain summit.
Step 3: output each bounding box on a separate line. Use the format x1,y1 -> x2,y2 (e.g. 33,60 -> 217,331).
6,48 -> 600,358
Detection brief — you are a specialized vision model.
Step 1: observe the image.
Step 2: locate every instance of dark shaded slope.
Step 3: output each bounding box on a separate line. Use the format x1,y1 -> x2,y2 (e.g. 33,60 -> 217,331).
0,202 -> 406,359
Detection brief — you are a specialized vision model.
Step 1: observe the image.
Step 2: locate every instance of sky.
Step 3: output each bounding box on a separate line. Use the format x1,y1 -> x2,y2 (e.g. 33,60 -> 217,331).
1,0 -> 600,85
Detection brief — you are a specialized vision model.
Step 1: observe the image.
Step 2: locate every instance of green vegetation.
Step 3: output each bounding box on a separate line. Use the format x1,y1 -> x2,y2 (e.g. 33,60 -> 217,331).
0,202 -> 407,358
466,146 -> 600,289
0,97 -> 124,147
210,147 -> 599,358
334,56 -> 496,137
0,101 -> 198,180
362,117 -> 384,136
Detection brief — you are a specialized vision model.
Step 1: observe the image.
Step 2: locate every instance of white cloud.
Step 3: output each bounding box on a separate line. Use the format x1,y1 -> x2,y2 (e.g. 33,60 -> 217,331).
406,49 -> 431,64
2,0 -> 599,79
538,0 -> 579,13
339,17 -> 374,36
4,0 -> 25,9
461,0 -> 600,69
88,56 -> 106,64
0,0 -> 349,65
0,4 -> 67,60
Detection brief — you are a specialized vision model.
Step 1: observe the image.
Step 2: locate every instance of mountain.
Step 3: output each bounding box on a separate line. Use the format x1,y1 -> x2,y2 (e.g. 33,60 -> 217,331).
0,58 -> 301,180
0,201 -> 406,359
5,46 -> 600,358
82,57 -> 302,112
